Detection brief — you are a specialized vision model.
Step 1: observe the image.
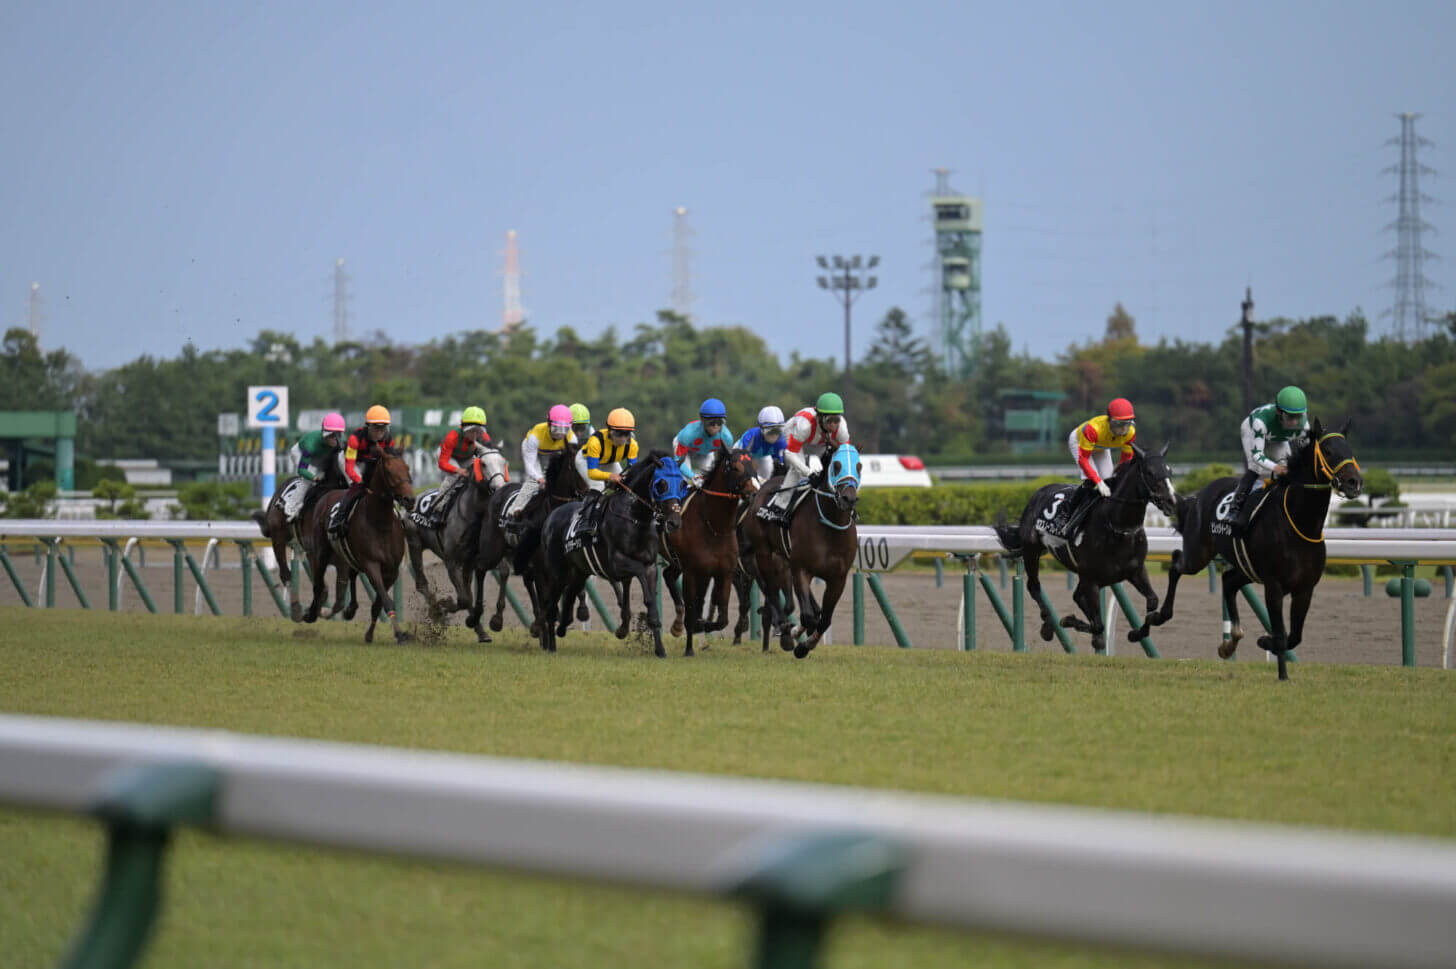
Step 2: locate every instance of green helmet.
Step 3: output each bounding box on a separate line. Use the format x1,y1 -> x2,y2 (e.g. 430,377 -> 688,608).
569,403 -> 591,424
1275,386 -> 1307,415
460,406 -> 487,426
816,392 -> 845,415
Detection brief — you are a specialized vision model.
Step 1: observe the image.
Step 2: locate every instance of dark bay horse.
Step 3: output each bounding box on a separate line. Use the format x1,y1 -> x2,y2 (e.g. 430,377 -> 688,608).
304,448 -> 416,644
662,443 -> 759,656
404,446 -> 510,629
466,444 -> 585,639
740,443 -> 861,659
519,451 -> 685,656
251,461 -> 347,621
1131,418 -> 1362,680
994,444 -> 1178,654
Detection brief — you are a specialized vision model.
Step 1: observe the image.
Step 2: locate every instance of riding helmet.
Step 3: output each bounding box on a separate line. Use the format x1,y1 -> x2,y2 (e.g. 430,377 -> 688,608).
365,404 -> 391,425
1107,398 -> 1135,421
461,406 -> 487,426
606,408 -> 635,431
699,398 -> 727,420
816,392 -> 844,415
1276,386 -> 1307,415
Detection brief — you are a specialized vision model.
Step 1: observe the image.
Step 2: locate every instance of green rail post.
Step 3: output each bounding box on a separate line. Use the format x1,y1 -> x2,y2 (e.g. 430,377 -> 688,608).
1030,586 -> 1076,653
106,546 -> 118,611
1011,558 -> 1025,652
503,582 -> 531,625
1066,570 -> 1074,590
1109,583 -> 1159,658
58,762 -> 219,969
1235,584 -> 1296,663
851,572 -> 865,645
978,571 -> 1016,640
864,573 -> 911,648
236,544 -> 253,617
0,545 -> 35,607
105,541 -> 157,615
45,538 -> 57,607
584,578 -> 612,622
932,558 -> 943,589
1441,564 -> 1453,599
1208,566 -> 1217,594
1361,565 -> 1373,597
958,555 -> 976,651
997,556 -> 1007,590
749,582 -> 761,639
730,832 -> 904,969
1397,561 -> 1416,668
168,541 -> 220,617
170,542 -> 183,614
251,555 -> 289,617
53,541 -> 92,609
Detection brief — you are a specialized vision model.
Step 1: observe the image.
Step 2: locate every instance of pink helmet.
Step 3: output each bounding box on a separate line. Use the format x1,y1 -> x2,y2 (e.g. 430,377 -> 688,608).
548,404 -> 572,427
322,412 -> 346,433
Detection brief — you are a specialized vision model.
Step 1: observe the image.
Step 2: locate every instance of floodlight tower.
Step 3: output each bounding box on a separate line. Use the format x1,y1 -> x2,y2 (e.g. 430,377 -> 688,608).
332,259 -> 351,344
929,169 -> 983,377
502,229 -> 523,333
816,254 -> 879,397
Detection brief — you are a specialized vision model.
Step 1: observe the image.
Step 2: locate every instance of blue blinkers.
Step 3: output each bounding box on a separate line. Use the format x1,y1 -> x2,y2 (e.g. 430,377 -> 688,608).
651,459 -> 688,501
826,444 -> 862,489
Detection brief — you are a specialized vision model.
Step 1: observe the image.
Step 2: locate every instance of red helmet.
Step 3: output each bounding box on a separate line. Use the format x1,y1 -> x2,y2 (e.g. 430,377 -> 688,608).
1107,398 -> 1135,421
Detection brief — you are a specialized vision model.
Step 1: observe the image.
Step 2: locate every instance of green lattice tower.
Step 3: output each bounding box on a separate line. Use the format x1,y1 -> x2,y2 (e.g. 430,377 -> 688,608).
930,171 -> 983,378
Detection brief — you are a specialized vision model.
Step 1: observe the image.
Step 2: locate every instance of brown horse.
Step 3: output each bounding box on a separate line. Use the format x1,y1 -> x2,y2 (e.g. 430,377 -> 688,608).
739,443 -> 861,658
304,448 -> 416,644
662,443 -> 759,656
251,465 -> 348,621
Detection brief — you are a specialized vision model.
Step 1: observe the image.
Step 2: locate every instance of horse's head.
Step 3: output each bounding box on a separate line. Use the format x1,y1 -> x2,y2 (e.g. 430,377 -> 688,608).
472,447 -> 510,495
648,456 -> 686,534
1309,417 -> 1363,500
713,443 -> 759,498
376,448 -> 416,511
1127,442 -> 1178,517
824,443 -> 862,512
546,441 -> 587,498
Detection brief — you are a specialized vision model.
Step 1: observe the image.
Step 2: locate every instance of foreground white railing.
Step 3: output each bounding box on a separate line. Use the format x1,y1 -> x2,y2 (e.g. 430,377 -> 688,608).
1,714 -> 1453,969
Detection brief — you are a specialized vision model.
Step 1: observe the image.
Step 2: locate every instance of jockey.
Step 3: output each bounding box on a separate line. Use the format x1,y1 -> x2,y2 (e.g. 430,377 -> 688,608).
568,403 -> 595,446
284,411 -> 346,521
509,404 -> 574,521
674,398 -> 735,486
734,405 -> 788,482
575,407 -> 638,493
1230,386 -> 1311,537
758,393 -> 850,526
431,406 -> 491,520
332,405 -> 395,536
1063,398 -> 1137,521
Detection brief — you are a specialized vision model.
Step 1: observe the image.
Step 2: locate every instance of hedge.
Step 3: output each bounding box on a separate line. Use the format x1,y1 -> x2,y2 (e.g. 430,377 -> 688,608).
857,477 -> 1070,526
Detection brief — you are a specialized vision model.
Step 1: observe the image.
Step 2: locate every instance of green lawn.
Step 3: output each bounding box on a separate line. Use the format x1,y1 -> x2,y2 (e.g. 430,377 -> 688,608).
2,608 -> 1453,968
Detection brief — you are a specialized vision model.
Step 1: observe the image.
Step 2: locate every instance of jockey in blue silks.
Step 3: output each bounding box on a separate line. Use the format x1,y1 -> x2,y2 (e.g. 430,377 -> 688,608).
734,405 -> 788,483
673,397 -> 735,487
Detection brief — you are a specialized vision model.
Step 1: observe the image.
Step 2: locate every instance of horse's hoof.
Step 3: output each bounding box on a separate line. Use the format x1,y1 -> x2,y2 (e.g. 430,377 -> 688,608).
1040,622 -> 1054,642
364,628 -> 374,644
779,631 -> 796,652
556,623 -> 569,637
670,620 -> 684,637
793,643 -> 813,659
654,646 -> 667,658
395,631 -> 413,645
488,615 -> 504,632
615,624 -> 629,640
344,604 -> 358,621
465,613 -> 478,629
1127,628 -> 1144,643
732,634 -> 743,645
476,629 -> 491,644
303,612 -> 319,624
1059,615 -> 1076,628
1218,640 -> 1237,659
684,646 -> 695,657
529,621 -> 542,638
576,603 -> 590,622
290,602 -> 303,623
1258,635 -> 1280,654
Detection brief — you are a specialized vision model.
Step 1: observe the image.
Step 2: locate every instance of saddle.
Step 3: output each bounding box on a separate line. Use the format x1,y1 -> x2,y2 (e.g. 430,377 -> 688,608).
1033,485 -> 1084,543
563,505 -> 610,577
1213,484 -> 1275,581
409,488 -> 442,529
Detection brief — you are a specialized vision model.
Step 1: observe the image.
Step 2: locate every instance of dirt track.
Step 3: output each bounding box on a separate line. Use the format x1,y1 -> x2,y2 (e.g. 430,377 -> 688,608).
2,544 -> 1449,667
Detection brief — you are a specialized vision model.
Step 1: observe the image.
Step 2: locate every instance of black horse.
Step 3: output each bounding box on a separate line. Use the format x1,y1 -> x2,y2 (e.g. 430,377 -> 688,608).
516,451 -> 685,656
466,444 -> 586,639
995,444 -> 1178,654
1132,418 -> 1362,680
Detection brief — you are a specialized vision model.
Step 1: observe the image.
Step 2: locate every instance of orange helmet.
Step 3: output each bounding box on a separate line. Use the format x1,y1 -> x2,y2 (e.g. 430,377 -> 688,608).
606,407 -> 635,431
365,404 -> 391,424
1107,398 -> 1135,421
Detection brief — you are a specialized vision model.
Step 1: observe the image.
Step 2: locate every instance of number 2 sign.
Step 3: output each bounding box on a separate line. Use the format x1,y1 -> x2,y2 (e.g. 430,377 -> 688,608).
246,386 -> 290,430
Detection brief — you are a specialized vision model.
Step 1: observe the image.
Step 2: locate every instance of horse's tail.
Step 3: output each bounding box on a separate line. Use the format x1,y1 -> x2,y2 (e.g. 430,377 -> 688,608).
250,508 -> 269,538
993,516 -> 1023,553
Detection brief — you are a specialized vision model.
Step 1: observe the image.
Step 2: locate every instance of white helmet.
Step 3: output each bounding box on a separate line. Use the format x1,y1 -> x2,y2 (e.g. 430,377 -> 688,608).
758,405 -> 785,428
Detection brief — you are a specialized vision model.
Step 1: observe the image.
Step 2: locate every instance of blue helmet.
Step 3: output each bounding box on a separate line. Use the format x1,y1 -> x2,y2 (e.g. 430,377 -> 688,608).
699,398 -> 727,420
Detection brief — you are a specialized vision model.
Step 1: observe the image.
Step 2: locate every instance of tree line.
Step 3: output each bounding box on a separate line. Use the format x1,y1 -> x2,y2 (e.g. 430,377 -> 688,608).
2,304 -> 1453,471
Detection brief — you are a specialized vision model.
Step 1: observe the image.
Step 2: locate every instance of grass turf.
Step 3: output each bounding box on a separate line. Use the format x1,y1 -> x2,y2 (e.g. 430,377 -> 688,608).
2,607 -> 1453,968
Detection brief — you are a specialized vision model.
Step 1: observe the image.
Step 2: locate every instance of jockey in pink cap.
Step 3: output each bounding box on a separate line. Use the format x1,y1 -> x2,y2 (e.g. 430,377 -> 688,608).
283,411 -> 348,521
510,404 -> 575,520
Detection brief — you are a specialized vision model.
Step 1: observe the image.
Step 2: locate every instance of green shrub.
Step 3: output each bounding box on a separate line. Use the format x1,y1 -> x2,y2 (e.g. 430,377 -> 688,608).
1361,467 -> 1399,502
1177,463 -> 1236,495
1,480 -> 58,518
857,482 -> 1060,526
174,480 -> 253,520
93,479 -> 151,520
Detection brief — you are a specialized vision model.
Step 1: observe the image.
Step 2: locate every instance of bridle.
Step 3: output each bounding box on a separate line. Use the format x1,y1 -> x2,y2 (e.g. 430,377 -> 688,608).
1283,432 -> 1360,543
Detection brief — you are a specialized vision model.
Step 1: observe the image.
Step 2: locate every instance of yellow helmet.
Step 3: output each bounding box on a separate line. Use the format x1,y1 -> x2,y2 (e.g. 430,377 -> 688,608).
365,405 -> 391,424
461,406 -> 487,426
606,407 -> 635,431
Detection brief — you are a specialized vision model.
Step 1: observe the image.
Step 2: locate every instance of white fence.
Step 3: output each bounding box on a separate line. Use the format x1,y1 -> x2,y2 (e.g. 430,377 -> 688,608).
1,713 -> 1453,968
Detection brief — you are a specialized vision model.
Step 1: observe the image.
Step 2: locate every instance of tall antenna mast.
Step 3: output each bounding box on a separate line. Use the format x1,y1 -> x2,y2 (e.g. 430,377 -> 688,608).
28,282 -> 42,341
333,258 -> 352,343
1383,113 -> 1438,342
671,206 -> 695,319
502,229 -> 523,334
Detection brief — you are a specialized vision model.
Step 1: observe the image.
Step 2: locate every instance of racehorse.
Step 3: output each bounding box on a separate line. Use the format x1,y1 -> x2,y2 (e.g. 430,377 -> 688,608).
302,447 -> 416,644
250,458 -> 347,621
994,444 -> 1178,655
1130,418 -> 1362,680
403,446 -> 510,631
661,443 -> 759,656
466,444 -> 586,639
739,443 -> 861,659
519,452 -> 685,656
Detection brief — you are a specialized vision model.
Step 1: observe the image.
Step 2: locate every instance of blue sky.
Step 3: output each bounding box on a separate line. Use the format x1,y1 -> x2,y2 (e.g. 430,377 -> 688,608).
2,0 -> 1452,370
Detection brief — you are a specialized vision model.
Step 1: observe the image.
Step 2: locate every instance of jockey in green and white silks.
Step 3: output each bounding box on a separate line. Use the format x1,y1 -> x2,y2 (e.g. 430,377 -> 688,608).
758,392 -> 851,525
284,412 -> 347,521
1230,385 -> 1311,535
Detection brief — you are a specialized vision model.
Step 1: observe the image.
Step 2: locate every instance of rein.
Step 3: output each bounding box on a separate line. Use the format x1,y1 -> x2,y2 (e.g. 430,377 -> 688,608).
1280,433 -> 1358,543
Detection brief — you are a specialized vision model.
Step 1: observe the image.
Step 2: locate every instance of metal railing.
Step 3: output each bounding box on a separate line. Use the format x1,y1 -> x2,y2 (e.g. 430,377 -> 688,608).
2,714 -> 1454,969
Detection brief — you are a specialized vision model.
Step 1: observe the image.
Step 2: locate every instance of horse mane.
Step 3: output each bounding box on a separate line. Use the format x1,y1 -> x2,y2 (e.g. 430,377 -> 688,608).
543,442 -> 579,491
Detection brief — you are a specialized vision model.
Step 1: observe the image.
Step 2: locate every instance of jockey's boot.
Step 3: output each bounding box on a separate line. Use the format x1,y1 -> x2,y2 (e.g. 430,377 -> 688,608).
1062,480 -> 1098,534
757,495 -> 790,528
331,483 -> 363,539
1229,470 -> 1260,539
